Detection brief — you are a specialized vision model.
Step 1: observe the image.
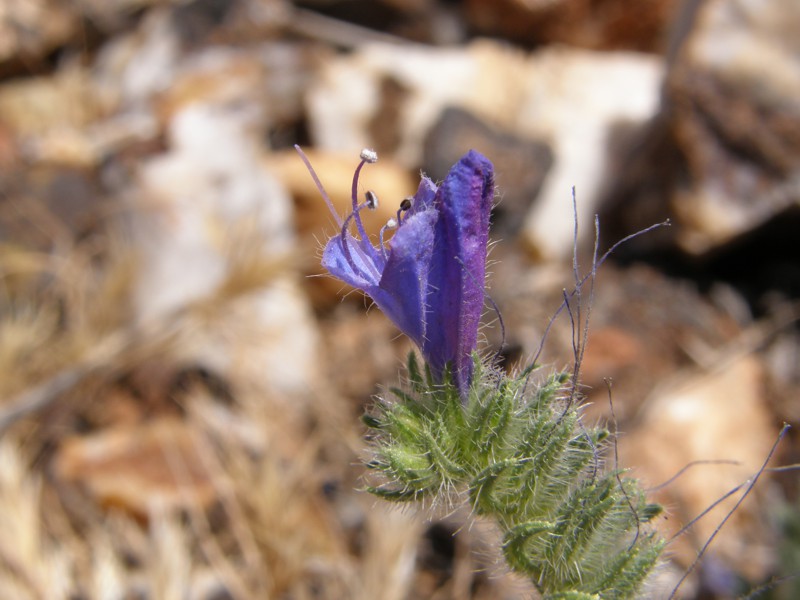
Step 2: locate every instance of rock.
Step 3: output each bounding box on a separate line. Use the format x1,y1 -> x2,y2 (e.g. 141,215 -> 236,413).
0,167 -> 105,251
134,101 -> 287,314
52,418 -> 218,518
763,326 -> 800,422
465,0 -> 682,52
305,40 -> 663,260
423,107 -> 553,237
0,65 -> 103,136
666,0 -> 800,254
132,48 -> 321,395
306,40 -> 532,166
93,7 -> 183,109
0,0 -> 78,68
619,356 -> 777,590
0,64 -> 112,167
517,48 -> 663,260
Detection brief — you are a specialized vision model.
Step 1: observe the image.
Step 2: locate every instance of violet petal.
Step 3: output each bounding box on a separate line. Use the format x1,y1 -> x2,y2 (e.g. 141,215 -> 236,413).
377,209 -> 438,347
422,150 -> 494,397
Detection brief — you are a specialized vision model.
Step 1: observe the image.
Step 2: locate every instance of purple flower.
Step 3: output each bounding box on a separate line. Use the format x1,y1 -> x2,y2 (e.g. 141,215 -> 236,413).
297,146 -> 494,397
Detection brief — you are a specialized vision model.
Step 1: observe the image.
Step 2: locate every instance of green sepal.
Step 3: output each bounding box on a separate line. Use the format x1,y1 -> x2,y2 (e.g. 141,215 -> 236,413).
363,353 -> 664,599
366,485 -> 424,502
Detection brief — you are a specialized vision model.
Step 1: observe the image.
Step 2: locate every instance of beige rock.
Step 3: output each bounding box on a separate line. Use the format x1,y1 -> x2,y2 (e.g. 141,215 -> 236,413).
518,47 -> 663,260
0,54 -> 158,168
132,49 -> 321,395
93,7 -> 182,107
465,0 -> 681,52
52,419 -> 218,517
0,64 -> 112,167
619,355 -> 777,584
307,40 -> 532,166
0,66 -> 102,136
0,0 -> 78,64
668,0 -> 800,253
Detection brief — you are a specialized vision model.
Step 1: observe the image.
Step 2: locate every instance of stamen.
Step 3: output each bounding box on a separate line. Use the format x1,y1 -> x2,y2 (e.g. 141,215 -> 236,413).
350,164 -> 371,242
379,218 -> 398,260
339,200 -> 378,275
350,152 -> 381,265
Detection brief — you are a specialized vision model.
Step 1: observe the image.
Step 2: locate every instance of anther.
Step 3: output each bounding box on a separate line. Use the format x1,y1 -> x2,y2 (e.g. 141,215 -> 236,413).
396,196 -> 413,225
360,148 -> 378,163
365,190 -> 379,210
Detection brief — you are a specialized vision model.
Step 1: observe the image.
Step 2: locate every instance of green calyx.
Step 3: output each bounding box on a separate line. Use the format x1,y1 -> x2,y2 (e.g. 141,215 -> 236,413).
363,353 -> 664,599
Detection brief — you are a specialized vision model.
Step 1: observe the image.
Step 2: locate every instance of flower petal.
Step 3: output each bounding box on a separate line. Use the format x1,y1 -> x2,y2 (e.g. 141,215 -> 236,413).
377,209 -> 438,347
322,234 -> 382,289
423,150 -> 494,396
408,177 -> 437,215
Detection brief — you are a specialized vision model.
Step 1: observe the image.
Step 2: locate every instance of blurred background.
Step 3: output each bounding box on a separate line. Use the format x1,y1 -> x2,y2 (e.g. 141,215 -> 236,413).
0,0 -> 798,598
